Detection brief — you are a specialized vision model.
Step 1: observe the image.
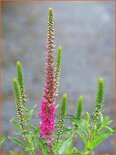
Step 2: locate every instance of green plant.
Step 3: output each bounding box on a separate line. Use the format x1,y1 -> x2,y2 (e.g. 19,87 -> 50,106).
2,7 -> 115,154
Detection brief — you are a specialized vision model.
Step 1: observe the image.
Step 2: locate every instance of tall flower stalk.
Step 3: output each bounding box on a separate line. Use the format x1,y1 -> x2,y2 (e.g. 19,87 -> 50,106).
93,77 -> 105,123
39,8 -> 55,144
13,78 -> 25,130
16,61 -> 26,108
10,8 -> 115,155
56,93 -> 67,143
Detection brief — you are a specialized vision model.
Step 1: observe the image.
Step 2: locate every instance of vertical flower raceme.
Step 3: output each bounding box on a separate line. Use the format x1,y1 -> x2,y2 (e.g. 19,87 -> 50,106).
16,61 -> 26,108
93,78 -> 105,123
39,8 -> 55,143
16,61 -> 28,124
13,78 -> 25,130
54,46 -> 62,99
76,96 -> 84,119
56,93 -> 67,143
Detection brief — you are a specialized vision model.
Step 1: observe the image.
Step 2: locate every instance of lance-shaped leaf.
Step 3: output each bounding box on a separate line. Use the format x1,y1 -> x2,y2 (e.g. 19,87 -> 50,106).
89,128 -> 115,150
8,137 -> 26,149
0,137 -> 6,145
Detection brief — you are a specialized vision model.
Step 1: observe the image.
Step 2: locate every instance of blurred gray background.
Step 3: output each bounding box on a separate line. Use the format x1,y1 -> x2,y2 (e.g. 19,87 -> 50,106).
1,1 -> 115,154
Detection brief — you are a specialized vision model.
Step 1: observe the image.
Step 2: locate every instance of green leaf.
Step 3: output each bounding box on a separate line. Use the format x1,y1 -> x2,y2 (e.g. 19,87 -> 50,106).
27,104 -> 37,120
98,116 -> 113,131
27,125 -> 39,135
63,127 -> 72,133
76,129 -> 88,146
10,117 -> 22,131
58,133 -> 74,154
91,129 -> 115,149
25,145 -> 34,153
84,112 -> 90,123
68,115 -> 87,136
68,115 -> 89,146
8,137 -> 26,149
67,114 -> 78,125
33,137 -> 48,154
102,116 -> 113,125
101,125 -> 114,132
0,137 -> 6,144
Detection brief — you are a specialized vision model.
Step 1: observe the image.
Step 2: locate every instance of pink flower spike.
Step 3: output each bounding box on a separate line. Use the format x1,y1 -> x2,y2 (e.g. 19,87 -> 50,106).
39,8 -> 55,145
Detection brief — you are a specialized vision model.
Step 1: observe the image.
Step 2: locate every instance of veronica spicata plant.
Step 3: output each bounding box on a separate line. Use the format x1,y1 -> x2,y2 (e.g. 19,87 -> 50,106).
2,7 -> 115,154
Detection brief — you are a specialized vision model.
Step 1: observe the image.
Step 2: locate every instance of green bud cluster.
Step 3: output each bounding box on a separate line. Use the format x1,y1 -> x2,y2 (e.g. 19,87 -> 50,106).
93,78 -> 105,122
47,7 -> 54,49
54,47 -> 62,99
76,96 -> 84,119
13,78 -> 25,129
56,93 -> 67,142
16,61 -> 26,108
12,61 -> 27,130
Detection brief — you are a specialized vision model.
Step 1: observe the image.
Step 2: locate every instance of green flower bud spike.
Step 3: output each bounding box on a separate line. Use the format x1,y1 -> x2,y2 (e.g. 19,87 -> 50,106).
76,96 -> 84,119
93,77 -> 105,122
56,93 -> 67,143
16,61 -> 26,107
12,78 -> 25,129
54,46 -> 62,99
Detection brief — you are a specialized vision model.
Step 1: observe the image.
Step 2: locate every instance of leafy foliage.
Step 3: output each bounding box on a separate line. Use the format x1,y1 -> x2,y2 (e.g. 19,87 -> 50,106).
10,65 -> 115,155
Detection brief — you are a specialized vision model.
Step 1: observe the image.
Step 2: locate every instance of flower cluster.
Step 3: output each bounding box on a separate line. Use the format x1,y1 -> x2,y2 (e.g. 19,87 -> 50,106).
56,93 -> 67,143
39,8 -> 55,143
93,78 -> 105,122
13,78 -> 25,129
40,99 -> 55,140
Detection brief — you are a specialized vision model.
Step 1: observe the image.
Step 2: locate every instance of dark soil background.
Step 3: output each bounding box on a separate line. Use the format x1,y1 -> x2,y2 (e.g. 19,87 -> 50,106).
1,1 -> 115,154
